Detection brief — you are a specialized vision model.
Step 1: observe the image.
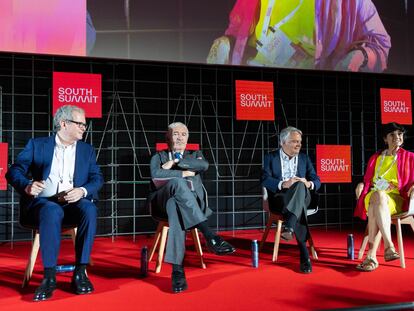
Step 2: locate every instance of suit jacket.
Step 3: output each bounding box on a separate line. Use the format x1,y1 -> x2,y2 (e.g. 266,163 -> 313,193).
6,135 -> 103,208
147,149 -> 212,217
261,149 -> 321,194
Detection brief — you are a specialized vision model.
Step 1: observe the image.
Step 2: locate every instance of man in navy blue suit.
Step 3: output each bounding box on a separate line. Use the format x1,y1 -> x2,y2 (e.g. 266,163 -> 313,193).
261,126 -> 320,273
6,105 -> 103,301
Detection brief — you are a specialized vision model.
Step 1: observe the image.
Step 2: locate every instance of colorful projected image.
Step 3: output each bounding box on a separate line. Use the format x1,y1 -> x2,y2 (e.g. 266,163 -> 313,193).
207,0 -> 391,72
87,0 -> 412,74
0,0 -> 91,56
0,0 -> 412,75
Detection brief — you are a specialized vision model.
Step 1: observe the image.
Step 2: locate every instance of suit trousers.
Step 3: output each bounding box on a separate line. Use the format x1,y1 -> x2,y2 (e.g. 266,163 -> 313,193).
153,178 -> 207,265
27,197 -> 97,268
268,182 -> 311,244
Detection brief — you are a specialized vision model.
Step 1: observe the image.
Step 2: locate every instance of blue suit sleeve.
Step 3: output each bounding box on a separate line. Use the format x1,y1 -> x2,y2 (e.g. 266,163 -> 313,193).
305,155 -> 321,191
6,139 -> 34,195
261,153 -> 282,193
177,150 -> 209,172
150,153 -> 183,179
83,147 -> 104,199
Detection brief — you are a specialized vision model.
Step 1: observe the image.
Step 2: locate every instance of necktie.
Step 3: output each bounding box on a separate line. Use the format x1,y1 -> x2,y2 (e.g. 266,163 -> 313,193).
174,152 -> 182,160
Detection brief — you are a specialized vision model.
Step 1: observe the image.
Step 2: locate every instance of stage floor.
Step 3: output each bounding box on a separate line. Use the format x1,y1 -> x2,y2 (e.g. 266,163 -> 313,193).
1,226 -> 414,311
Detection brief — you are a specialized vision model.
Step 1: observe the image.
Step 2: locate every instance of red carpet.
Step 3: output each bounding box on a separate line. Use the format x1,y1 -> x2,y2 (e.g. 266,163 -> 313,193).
1,226 -> 414,311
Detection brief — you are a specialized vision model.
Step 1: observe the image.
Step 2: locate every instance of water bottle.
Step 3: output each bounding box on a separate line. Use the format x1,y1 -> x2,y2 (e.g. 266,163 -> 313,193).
347,234 -> 354,260
140,246 -> 148,277
251,240 -> 259,268
55,264 -> 75,273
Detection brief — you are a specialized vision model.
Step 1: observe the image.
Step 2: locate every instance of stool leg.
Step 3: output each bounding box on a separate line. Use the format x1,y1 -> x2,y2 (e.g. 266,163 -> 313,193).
155,225 -> 169,273
191,228 -> 206,269
260,216 -> 273,251
148,222 -> 164,262
358,225 -> 369,260
69,227 -> 77,244
22,231 -> 40,288
272,219 -> 283,262
406,216 -> 414,234
308,234 -> 318,260
395,218 -> 405,268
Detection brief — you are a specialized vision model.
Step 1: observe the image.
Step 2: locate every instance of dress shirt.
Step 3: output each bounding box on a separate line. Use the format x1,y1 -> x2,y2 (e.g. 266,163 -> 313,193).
278,149 -> 314,190
38,135 -> 87,197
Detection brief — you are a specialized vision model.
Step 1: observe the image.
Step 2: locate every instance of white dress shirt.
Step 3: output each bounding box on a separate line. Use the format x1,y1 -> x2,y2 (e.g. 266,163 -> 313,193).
278,149 -> 314,190
39,135 -> 87,198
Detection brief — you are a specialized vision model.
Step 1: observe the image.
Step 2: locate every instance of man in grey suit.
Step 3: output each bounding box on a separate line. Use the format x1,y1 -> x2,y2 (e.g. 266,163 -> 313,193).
261,126 -> 321,273
148,122 -> 235,293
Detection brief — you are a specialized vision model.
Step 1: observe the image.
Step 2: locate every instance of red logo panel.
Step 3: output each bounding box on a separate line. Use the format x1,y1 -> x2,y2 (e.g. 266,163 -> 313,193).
235,80 -> 274,120
155,143 -> 199,151
53,72 -> 102,118
380,88 -> 412,125
316,145 -> 351,183
0,143 -> 8,190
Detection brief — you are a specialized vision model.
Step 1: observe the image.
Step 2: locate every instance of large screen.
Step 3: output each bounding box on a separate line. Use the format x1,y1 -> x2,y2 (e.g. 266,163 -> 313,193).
1,0 -> 413,75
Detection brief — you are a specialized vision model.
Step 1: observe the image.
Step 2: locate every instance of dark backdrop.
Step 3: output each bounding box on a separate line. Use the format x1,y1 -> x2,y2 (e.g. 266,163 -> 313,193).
0,51 -> 413,242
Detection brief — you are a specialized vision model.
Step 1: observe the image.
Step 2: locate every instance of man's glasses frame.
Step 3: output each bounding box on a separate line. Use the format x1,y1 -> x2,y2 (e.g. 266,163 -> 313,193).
65,119 -> 88,129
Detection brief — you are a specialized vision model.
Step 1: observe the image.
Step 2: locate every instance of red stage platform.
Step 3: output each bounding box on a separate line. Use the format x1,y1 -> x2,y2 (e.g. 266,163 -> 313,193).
1,226 -> 413,311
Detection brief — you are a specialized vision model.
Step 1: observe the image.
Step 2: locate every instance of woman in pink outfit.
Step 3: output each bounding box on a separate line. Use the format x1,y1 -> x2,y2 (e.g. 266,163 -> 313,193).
354,123 -> 414,271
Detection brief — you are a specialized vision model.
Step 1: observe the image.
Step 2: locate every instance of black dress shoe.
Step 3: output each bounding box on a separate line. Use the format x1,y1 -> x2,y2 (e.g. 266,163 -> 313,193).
300,258 -> 312,274
172,270 -> 188,293
206,236 -> 236,255
33,276 -> 57,302
281,227 -> 294,241
71,271 -> 94,295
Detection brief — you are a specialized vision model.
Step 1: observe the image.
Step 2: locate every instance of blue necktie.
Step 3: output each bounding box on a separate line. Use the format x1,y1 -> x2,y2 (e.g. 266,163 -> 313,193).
174,152 -> 182,160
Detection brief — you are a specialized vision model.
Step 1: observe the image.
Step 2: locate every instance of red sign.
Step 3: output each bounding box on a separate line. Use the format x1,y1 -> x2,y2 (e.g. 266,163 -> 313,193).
53,72 -> 102,118
316,145 -> 351,183
0,143 -> 8,190
155,143 -> 199,151
235,80 -> 274,120
380,88 -> 412,125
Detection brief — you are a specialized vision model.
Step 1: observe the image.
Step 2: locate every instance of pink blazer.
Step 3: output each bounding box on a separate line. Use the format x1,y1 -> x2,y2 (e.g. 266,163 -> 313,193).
354,148 -> 414,220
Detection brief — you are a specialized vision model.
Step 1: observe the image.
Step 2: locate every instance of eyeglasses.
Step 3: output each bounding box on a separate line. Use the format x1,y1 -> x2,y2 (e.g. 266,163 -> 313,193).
65,119 -> 88,129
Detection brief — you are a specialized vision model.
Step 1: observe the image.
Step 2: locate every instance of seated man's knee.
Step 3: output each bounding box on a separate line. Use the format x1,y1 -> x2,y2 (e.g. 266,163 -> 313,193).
167,178 -> 188,191
39,202 -> 64,223
290,181 -> 306,192
295,182 -> 306,190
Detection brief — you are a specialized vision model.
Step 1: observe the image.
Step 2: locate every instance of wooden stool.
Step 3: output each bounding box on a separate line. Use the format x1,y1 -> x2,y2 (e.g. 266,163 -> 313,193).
358,212 -> 414,268
22,227 -> 77,288
260,187 -> 318,262
259,211 -> 318,261
148,221 -> 206,273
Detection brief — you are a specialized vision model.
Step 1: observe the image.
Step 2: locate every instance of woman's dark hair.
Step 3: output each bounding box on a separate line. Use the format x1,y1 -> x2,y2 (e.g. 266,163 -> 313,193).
382,122 -> 406,139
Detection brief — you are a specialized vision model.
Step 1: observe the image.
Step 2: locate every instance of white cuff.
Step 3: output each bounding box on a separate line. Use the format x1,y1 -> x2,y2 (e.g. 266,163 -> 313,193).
80,187 -> 88,198
309,181 -> 314,190
278,181 -> 284,190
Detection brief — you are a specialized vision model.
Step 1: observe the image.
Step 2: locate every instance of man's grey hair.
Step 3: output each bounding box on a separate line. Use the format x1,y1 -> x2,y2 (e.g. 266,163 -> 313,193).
279,126 -> 302,145
53,105 -> 85,132
166,122 -> 189,139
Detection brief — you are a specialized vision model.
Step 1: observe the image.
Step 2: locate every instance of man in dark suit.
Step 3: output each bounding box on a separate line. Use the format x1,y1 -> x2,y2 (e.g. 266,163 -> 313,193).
6,105 -> 103,301
261,126 -> 321,273
147,122 -> 235,293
